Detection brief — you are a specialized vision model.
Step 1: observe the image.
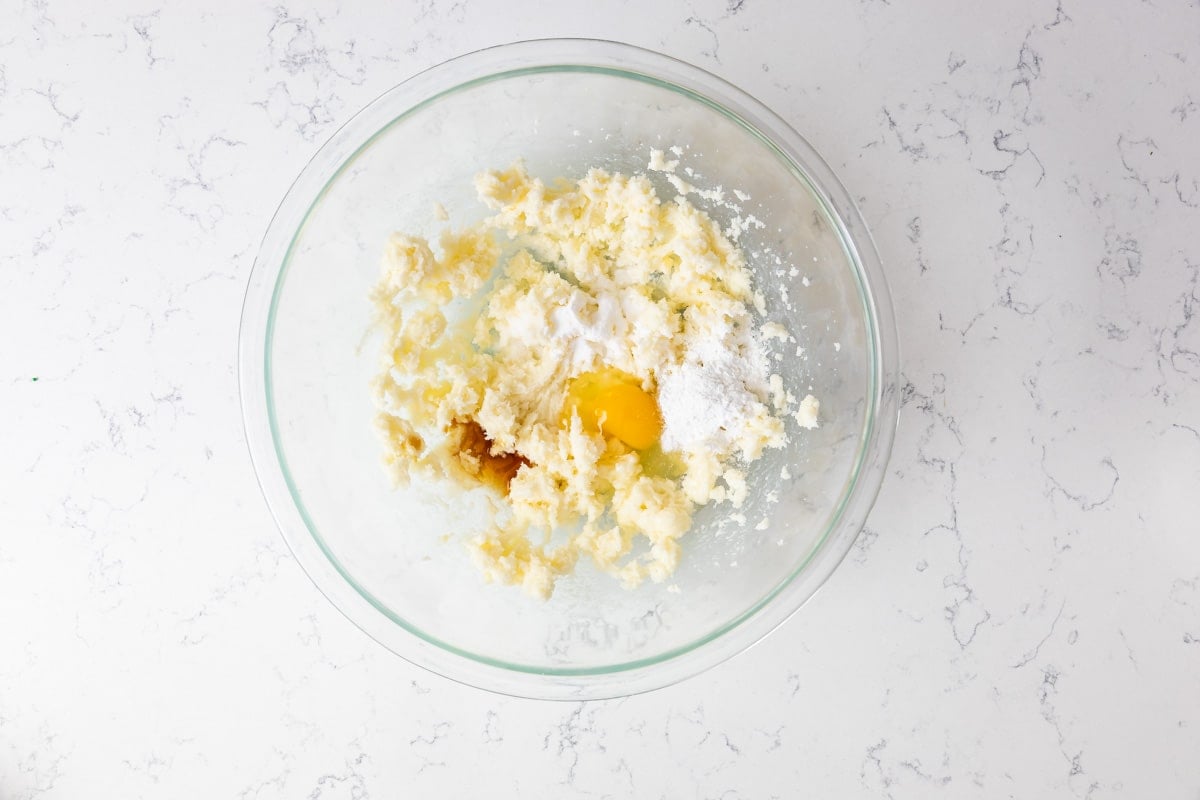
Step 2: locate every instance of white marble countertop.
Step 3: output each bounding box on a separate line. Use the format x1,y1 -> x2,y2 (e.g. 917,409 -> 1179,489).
4,0 -> 1199,797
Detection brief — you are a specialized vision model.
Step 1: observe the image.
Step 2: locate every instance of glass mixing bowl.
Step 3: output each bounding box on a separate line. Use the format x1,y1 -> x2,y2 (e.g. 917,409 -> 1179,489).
239,39 -> 899,699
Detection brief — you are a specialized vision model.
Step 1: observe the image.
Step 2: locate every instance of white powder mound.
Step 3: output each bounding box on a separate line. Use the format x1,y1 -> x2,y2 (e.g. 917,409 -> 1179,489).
547,289 -> 629,371
657,333 -> 773,453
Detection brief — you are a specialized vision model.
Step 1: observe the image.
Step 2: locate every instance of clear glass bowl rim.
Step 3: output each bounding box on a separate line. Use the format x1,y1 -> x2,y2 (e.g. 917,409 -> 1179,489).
238,37 -> 901,700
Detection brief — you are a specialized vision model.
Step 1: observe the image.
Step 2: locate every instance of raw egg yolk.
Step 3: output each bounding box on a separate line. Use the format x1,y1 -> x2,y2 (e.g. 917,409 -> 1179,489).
566,370 -> 663,451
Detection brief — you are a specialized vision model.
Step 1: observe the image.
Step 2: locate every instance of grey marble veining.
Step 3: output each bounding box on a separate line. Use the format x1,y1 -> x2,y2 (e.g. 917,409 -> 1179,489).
2,0 -> 1198,797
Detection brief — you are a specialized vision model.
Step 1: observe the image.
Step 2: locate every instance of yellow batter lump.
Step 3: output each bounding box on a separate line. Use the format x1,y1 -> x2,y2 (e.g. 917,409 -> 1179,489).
370,162 -> 801,599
